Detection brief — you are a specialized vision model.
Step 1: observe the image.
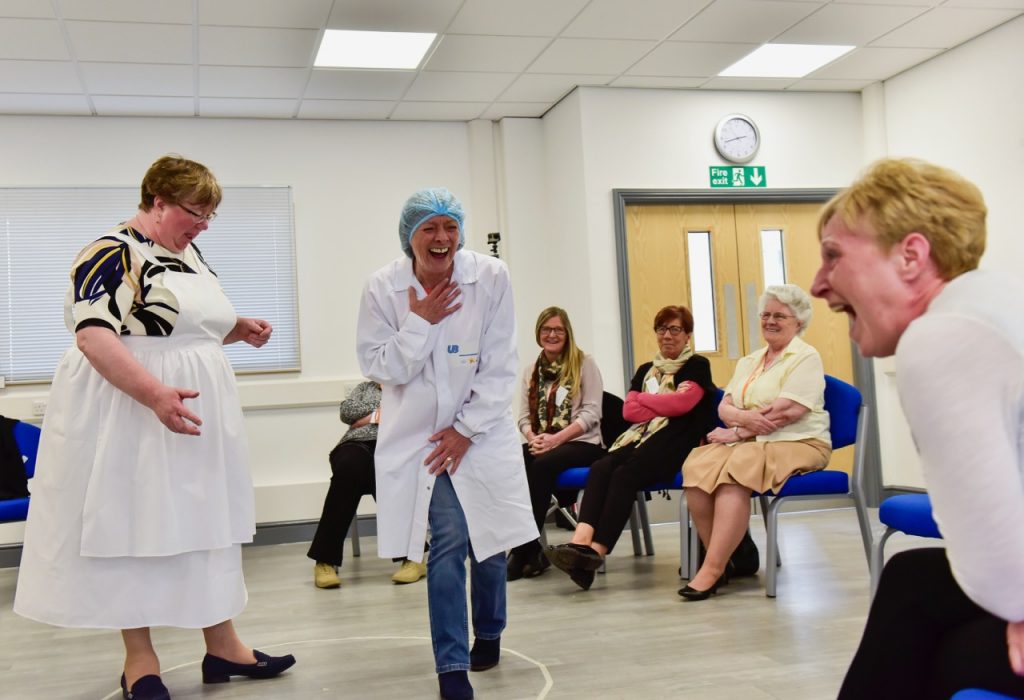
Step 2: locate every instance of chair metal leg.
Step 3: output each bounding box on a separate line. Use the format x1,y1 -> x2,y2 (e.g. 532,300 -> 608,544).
870,527 -> 896,598
628,502 -> 643,555
679,493 -> 699,580
763,496 -> 785,598
634,492 -> 655,556
758,494 -> 781,568
349,514 -> 361,558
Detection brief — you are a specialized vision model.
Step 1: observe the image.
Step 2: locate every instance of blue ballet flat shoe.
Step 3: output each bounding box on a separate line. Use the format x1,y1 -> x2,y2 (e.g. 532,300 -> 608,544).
201,649 -> 296,684
438,670 -> 474,700
120,673 -> 170,700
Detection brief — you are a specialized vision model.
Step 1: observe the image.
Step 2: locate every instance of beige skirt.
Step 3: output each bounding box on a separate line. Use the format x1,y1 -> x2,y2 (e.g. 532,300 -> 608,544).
682,438 -> 831,494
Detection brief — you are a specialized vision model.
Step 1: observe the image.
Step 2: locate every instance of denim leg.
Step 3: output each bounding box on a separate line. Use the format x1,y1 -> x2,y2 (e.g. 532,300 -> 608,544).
469,545 -> 507,641
427,473 -> 470,673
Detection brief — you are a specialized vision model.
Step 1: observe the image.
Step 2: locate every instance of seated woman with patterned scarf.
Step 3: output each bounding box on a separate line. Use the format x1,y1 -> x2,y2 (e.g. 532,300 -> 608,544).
544,305 -> 716,590
508,306 -> 605,581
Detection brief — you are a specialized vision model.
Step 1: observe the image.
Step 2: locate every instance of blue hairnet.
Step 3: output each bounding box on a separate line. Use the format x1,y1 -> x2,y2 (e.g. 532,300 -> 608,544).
398,188 -> 465,259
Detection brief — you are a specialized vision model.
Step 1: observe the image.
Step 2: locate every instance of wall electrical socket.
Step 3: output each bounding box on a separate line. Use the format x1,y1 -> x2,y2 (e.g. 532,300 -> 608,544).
31,400 -> 47,417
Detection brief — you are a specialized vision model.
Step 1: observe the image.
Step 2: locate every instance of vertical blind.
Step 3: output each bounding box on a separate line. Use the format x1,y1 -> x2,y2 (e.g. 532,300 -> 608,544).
0,186 -> 299,383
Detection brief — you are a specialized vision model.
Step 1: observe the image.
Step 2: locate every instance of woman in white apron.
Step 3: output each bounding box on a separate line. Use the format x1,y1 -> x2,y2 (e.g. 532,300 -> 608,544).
357,188 -> 536,700
14,156 -> 295,699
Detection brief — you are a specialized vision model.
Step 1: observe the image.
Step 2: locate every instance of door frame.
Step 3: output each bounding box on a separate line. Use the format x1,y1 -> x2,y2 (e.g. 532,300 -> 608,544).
612,188 -> 882,504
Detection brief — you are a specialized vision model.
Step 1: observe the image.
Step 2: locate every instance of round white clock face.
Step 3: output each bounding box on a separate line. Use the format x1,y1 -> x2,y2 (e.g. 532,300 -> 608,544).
714,115 -> 760,164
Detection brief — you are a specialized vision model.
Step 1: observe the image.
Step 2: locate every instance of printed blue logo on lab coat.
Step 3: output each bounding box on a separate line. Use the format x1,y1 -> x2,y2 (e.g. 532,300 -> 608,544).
447,344 -> 459,354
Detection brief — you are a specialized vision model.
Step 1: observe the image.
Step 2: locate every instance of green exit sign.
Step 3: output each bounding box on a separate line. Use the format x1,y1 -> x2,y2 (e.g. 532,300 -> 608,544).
709,165 -> 766,188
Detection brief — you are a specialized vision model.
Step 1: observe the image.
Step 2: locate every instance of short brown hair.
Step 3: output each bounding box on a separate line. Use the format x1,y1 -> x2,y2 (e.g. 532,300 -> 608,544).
653,305 -> 694,334
139,154 -> 222,212
818,158 -> 986,280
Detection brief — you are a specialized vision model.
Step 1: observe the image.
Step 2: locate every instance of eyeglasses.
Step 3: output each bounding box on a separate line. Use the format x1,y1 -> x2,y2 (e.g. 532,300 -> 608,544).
759,312 -> 794,322
539,327 -> 567,337
654,325 -> 685,336
178,203 -> 217,223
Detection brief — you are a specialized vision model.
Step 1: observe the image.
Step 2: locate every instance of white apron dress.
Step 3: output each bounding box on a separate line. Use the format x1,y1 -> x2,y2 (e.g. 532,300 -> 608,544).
357,250 -> 537,562
14,229 -> 254,629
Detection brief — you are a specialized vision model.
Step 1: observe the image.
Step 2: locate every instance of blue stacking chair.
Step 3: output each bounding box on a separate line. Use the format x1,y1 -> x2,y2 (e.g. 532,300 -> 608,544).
869,492 -> 941,595
0,420 -> 42,523
681,375 -> 872,597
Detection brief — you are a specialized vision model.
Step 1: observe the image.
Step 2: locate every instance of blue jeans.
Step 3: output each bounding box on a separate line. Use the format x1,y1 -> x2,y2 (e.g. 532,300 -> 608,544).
427,472 -> 507,673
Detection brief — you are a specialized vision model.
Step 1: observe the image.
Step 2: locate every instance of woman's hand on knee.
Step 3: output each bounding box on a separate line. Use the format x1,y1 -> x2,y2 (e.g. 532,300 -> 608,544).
1007,620 -> 1024,675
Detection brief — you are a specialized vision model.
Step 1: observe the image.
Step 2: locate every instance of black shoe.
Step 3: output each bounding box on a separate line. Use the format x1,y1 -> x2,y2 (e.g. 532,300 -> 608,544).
120,674 -> 170,700
469,637 -> 500,671
568,568 -> 596,591
544,543 -> 603,574
522,548 -> 550,578
678,570 -> 729,601
438,670 -> 474,699
506,549 -> 527,581
731,530 -> 760,577
201,650 -> 296,684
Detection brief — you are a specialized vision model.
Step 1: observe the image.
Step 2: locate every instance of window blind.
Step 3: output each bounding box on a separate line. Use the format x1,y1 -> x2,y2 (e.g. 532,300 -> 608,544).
0,186 -> 299,383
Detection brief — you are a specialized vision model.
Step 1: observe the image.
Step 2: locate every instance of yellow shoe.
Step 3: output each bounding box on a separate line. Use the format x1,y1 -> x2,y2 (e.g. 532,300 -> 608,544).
391,559 -> 427,584
314,562 -> 341,589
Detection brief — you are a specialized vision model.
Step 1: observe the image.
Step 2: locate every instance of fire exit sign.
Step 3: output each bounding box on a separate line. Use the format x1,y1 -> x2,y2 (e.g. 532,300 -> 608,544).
709,165 -> 766,188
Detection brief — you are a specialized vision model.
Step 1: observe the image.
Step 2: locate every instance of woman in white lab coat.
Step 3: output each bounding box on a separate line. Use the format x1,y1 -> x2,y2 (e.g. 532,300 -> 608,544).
357,188 -> 536,700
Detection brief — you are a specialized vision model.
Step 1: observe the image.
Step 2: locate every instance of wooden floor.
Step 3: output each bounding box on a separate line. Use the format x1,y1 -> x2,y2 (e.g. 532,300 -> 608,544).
0,509 -> 927,700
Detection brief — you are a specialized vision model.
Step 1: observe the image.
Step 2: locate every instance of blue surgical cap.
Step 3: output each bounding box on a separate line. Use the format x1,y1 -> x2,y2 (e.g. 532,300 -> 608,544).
398,188 -> 465,259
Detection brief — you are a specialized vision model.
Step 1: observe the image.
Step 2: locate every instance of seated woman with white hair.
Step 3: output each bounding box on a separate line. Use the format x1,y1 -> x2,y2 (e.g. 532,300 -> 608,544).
680,284 -> 831,601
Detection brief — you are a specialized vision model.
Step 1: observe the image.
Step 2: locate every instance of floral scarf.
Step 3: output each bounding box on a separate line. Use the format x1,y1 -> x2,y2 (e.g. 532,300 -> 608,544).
609,347 -> 694,451
528,353 -> 574,435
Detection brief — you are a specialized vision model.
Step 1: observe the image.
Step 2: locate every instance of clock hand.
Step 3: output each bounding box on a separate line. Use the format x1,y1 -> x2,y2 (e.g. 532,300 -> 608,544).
726,135 -> 748,142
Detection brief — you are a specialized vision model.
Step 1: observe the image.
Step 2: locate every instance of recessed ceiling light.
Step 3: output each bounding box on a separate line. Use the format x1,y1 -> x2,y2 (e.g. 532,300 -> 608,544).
314,30 -> 436,70
719,43 -> 854,78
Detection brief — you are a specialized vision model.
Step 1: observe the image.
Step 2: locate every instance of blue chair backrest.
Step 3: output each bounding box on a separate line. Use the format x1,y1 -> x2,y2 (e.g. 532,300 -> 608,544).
12,420 -> 41,479
823,375 -> 861,450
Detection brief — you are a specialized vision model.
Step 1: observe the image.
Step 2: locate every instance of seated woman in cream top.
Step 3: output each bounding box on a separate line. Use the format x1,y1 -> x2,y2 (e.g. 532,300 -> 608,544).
510,306 -> 604,581
681,284 -> 830,601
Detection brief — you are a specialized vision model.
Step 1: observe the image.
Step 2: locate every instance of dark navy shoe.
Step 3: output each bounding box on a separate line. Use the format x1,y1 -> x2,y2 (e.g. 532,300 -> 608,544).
469,637 -> 500,671
438,670 -> 474,699
120,673 -> 170,700
201,649 -> 296,684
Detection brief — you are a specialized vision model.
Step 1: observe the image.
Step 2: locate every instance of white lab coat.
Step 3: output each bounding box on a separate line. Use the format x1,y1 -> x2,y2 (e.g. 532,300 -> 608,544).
357,250 -> 537,561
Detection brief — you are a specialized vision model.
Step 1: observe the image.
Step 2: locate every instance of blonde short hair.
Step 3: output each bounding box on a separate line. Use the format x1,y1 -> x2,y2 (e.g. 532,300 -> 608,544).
139,154 -> 222,212
818,158 -> 987,280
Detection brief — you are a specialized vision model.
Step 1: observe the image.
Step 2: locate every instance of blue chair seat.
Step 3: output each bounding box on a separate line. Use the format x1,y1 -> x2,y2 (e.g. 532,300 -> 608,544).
879,493 -> 941,539
951,690 -> 1024,700
0,420 -> 41,524
0,496 -> 30,522
555,467 -> 592,491
769,470 -> 849,498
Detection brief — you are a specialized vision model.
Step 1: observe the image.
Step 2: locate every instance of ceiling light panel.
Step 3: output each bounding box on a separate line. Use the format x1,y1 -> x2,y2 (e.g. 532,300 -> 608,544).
719,43 -> 854,78
315,29 -> 436,69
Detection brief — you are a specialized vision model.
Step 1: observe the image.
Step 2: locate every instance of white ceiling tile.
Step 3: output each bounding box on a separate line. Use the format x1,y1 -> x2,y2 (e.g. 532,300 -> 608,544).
199,97 -> 297,118
297,99 -> 395,119
305,69 -> 415,99
671,0 -> 824,43
700,76 -> 799,90
389,101 -> 489,120
626,42 -> 758,77
835,0 -> 939,5
59,0 -> 191,24
0,60 -> 80,93
500,73 -> 613,101
91,95 -> 195,116
405,72 -> 516,102
807,46 -> 942,79
787,78 -> 876,91
0,19 -> 69,60
80,62 -> 193,95
529,38 -> 658,74
326,0 -> 463,32
943,0 -> 1024,8
775,3 -> 929,45
870,7 -> 1020,48
0,93 -> 90,115
480,102 -> 550,119
562,0 -> 711,40
610,75 -> 707,88
199,0 -> 333,28
448,0 -> 588,36
423,35 -> 550,73
66,21 -> 192,63
0,1 -> 55,18
199,66 -> 309,98
199,26 -> 319,67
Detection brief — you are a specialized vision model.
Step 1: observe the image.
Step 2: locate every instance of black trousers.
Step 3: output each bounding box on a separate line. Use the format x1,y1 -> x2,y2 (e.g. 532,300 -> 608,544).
306,440 -> 376,567
840,547 -> 1024,700
511,441 -> 605,556
577,441 -> 680,554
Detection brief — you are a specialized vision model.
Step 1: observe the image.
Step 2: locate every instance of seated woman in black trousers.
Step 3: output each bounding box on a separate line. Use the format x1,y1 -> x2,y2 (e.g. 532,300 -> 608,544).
508,306 -> 605,581
545,305 -> 716,590
306,381 -> 425,588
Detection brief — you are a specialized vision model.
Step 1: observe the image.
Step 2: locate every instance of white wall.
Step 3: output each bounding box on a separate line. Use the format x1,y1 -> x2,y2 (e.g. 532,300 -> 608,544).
0,114 -> 486,544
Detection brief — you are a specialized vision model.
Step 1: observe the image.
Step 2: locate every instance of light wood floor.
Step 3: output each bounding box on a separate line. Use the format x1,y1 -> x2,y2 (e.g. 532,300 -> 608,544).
0,509 -> 928,700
